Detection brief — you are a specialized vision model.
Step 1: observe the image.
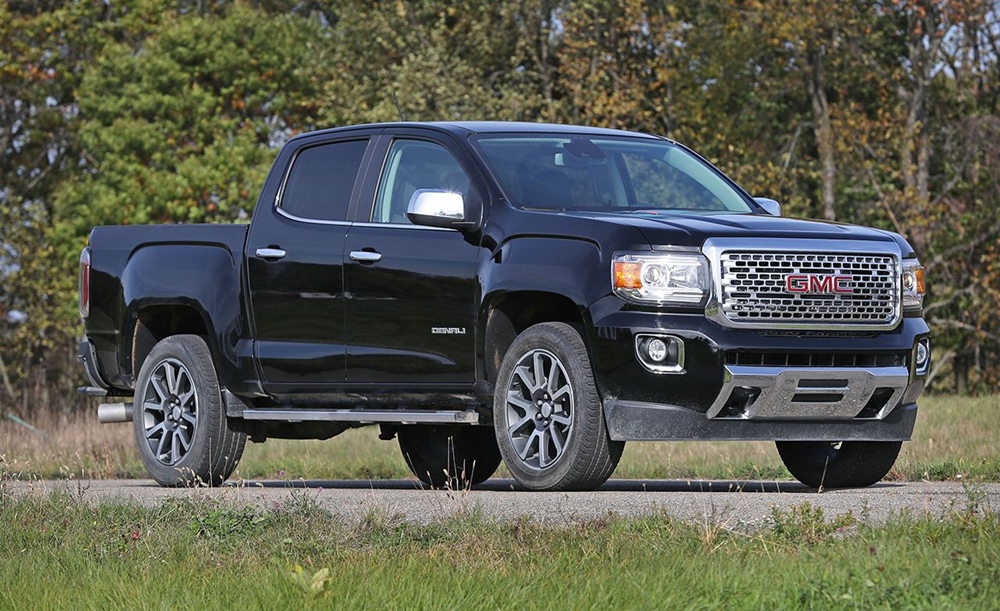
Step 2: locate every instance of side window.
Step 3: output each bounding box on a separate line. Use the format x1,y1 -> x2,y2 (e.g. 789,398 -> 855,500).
280,139 -> 368,221
372,140 -> 473,224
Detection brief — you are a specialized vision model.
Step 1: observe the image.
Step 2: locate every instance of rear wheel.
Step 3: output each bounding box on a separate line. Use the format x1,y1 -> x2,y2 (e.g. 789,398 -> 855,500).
776,440 -> 902,489
133,335 -> 246,486
397,425 -> 502,489
494,322 -> 623,491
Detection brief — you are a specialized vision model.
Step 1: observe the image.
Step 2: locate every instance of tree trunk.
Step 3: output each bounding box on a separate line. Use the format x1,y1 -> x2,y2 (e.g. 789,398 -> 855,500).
806,52 -> 837,221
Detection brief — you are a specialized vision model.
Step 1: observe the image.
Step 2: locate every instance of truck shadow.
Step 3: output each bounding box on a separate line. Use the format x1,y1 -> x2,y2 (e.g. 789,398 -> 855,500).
227,478 -> 904,493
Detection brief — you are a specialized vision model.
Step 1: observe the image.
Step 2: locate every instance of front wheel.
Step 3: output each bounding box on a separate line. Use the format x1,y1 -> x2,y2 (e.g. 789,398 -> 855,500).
133,335 -> 246,486
776,440 -> 902,489
494,322 -> 624,491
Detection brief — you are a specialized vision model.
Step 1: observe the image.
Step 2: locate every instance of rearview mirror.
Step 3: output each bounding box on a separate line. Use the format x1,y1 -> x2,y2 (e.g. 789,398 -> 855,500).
407,189 -> 476,230
753,197 -> 781,217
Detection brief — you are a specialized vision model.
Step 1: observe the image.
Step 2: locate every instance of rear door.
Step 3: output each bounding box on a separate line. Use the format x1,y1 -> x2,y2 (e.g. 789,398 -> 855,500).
245,131 -> 378,392
343,132 -> 485,386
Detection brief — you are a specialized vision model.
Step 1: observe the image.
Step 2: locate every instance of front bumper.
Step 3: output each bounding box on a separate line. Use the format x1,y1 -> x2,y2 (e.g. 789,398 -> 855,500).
588,297 -> 929,442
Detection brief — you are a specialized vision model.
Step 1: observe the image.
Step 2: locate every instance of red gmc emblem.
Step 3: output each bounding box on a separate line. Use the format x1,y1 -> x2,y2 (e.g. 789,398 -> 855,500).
785,274 -> 853,294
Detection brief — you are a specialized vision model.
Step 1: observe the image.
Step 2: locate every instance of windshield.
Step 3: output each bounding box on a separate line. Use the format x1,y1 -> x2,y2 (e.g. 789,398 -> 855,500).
472,134 -> 754,214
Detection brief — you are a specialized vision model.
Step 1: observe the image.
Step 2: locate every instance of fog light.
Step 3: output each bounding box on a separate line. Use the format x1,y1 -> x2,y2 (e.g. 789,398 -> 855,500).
647,338 -> 668,362
635,334 -> 685,374
915,338 -> 930,372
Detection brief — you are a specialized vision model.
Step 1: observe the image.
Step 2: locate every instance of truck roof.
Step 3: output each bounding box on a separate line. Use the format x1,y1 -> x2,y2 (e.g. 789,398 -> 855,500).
286,121 -> 664,143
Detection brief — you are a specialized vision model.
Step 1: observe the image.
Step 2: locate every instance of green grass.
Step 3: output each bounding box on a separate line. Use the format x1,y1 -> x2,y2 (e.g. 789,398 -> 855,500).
2,395 -> 999,482
0,490 -> 998,610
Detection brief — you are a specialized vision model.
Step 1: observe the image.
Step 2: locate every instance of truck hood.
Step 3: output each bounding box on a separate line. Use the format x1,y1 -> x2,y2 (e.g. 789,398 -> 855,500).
566,210 -> 913,255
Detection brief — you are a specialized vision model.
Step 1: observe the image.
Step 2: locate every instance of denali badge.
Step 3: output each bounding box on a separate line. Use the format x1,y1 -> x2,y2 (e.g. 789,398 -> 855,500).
431,327 -> 467,335
785,274 -> 853,294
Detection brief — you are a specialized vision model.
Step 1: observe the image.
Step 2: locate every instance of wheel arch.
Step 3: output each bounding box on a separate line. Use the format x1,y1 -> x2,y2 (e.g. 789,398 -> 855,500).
129,304 -> 211,381
119,242 -> 249,391
481,291 -> 589,386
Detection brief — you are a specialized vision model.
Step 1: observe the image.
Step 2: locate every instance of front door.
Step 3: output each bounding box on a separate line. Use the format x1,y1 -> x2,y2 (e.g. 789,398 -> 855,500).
343,137 -> 482,386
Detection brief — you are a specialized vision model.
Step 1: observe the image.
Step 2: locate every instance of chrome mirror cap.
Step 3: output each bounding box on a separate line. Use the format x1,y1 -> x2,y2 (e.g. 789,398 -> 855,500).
753,197 -> 781,217
407,189 -> 468,228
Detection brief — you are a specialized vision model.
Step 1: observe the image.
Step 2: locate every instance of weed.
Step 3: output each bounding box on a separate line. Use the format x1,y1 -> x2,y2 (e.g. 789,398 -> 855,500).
290,565 -> 333,602
961,480 -> 992,516
189,503 -> 270,539
769,502 -> 859,546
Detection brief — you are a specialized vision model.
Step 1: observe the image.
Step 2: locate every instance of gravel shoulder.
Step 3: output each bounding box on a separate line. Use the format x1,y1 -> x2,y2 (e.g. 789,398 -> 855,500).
7,479 -> 997,527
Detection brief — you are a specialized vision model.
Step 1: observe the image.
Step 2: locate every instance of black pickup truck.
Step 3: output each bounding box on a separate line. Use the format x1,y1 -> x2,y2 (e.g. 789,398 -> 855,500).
78,121 -> 930,491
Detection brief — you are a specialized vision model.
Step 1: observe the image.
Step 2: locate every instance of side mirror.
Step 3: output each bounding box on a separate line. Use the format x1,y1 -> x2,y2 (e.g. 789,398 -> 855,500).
407,189 -> 478,230
753,197 -> 781,217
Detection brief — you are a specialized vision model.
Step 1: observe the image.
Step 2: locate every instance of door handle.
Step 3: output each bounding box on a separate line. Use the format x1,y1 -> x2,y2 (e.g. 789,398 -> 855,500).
255,247 -> 286,259
349,250 -> 383,263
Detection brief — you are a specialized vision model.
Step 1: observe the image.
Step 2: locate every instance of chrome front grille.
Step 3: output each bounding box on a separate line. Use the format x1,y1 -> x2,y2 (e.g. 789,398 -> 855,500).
719,251 -> 900,328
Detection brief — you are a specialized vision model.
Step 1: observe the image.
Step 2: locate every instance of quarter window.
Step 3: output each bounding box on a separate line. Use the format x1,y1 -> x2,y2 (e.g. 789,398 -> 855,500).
280,139 -> 368,221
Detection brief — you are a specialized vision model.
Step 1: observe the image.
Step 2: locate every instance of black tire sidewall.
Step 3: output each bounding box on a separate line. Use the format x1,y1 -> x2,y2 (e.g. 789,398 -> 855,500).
776,440 -> 902,488
397,425 -> 501,488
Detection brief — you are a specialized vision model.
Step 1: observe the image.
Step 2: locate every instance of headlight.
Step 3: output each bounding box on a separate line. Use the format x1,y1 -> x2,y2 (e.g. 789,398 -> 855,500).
902,259 -> 926,310
612,251 -> 710,305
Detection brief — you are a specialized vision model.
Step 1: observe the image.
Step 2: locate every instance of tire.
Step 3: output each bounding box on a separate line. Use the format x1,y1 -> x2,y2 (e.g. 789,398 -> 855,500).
397,425 -> 502,489
133,335 -> 247,486
776,440 -> 902,489
494,322 -> 624,491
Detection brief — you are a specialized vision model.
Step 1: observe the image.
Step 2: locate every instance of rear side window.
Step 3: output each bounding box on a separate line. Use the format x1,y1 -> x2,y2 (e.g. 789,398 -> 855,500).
280,139 -> 368,221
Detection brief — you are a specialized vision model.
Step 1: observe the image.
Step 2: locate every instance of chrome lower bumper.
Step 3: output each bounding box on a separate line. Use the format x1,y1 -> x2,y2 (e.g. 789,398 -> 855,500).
707,365 -> 910,420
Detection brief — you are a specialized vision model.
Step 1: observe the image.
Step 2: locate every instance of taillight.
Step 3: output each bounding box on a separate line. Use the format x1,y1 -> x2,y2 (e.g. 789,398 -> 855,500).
79,247 -> 90,318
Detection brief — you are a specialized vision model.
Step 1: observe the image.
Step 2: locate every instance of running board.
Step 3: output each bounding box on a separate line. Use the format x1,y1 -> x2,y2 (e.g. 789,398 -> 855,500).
239,408 -> 480,425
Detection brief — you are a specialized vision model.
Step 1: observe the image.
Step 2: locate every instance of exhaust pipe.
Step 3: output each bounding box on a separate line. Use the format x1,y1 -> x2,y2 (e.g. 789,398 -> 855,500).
97,402 -> 134,423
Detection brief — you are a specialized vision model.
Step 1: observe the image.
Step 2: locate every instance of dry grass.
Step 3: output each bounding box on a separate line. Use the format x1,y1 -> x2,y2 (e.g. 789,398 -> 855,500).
2,394 -> 998,482
0,407 -> 144,479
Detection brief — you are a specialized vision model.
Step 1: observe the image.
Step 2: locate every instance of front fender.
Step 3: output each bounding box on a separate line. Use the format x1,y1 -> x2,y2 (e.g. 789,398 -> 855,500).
480,235 -> 607,309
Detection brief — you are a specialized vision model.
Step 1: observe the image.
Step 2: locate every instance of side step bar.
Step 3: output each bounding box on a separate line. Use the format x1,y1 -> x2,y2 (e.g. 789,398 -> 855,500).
97,401 -> 479,426
239,409 -> 480,425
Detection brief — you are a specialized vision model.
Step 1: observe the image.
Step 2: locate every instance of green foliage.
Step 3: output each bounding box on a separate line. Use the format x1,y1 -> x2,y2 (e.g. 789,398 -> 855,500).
3,0 -> 1000,410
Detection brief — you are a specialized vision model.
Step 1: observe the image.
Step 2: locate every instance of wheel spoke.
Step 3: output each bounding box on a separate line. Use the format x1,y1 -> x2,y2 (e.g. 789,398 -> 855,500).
550,413 -> 571,427
537,428 -> 550,466
550,383 -> 571,402
150,375 -> 169,402
143,400 -> 163,417
180,411 -> 197,426
506,391 -> 534,413
176,369 -> 192,398
144,421 -> 166,440
507,413 -> 534,436
164,362 -> 179,395
548,423 -> 566,457
170,432 -> 181,464
514,365 -> 536,392
546,359 -> 561,394
155,431 -> 169,460
178,388 -> 196,411
532,353 -> 546,389
176,427 -> 192,451
518,430 -> 540,461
